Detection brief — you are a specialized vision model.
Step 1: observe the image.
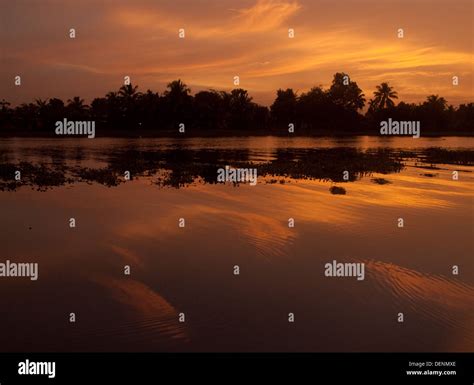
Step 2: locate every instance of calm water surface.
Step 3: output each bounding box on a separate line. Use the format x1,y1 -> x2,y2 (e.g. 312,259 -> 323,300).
0,136 -> 473,351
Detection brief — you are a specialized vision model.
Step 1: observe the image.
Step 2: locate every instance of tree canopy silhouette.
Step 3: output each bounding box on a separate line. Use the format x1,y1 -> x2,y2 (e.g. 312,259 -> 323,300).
0,73 -> 472,135
368,83 -> 398,113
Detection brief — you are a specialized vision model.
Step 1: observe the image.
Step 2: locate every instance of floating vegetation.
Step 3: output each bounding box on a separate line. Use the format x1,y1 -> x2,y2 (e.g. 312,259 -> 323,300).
371,178 -> 392,185
0,162 -> 70,191
0,147 -> 471,191
330,186 -> 346,195
74,167 -> 123,187
421,148 -> 474,166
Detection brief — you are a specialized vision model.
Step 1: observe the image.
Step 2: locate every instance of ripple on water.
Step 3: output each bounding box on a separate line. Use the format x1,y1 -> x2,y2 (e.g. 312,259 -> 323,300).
367,260 -> 474,347
69,277 -> 189,350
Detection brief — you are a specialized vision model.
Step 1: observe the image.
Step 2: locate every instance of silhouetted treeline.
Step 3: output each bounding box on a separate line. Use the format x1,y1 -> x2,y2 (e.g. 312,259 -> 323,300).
1,73 -> 472,135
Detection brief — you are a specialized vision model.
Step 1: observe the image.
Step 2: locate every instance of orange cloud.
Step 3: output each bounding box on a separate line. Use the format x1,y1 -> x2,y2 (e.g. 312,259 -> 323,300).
1,0 -> 472,106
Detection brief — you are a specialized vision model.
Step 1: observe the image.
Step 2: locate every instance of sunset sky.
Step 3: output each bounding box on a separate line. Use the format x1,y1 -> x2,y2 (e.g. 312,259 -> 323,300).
1,0 -> 472,106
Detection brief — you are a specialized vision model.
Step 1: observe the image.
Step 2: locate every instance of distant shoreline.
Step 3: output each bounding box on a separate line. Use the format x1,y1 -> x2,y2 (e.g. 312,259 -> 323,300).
1,129 -> 473,138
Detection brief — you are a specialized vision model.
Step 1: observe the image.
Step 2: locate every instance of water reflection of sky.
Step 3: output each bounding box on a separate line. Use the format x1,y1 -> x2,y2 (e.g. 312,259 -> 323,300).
0,137 -> 473,352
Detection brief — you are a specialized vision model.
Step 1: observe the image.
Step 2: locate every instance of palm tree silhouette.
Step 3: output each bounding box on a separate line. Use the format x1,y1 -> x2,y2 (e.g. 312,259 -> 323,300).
118,84 -> 140,101
67,97 -> 87,113
369,83 -> 398,112
424,95 -> 447,111
105,91 -> 119,101
35,98 -> 47,109
65,97 -> 87,121
164,79 -> 190,97
163,80 -> 193,128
